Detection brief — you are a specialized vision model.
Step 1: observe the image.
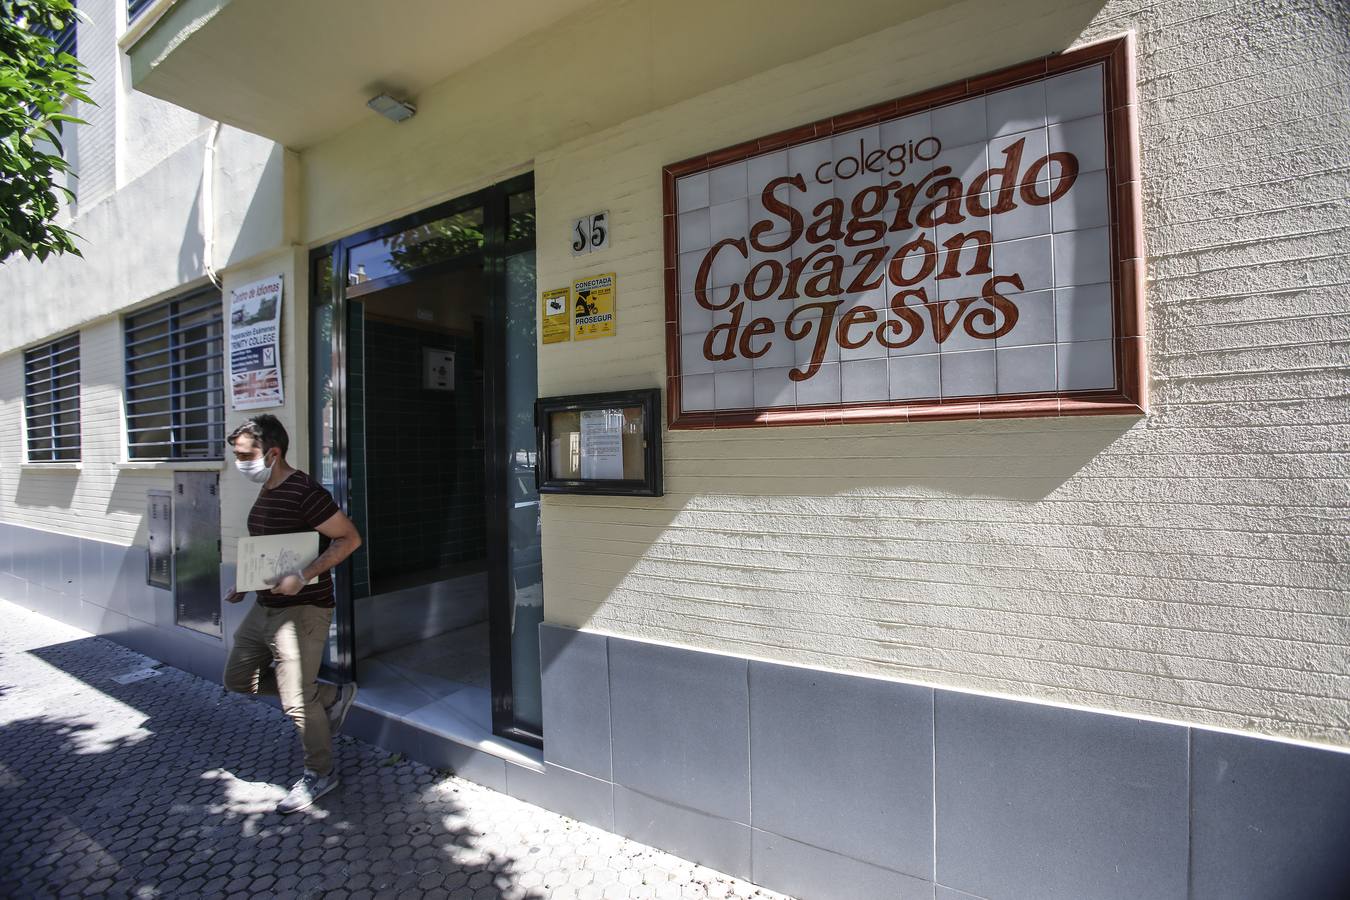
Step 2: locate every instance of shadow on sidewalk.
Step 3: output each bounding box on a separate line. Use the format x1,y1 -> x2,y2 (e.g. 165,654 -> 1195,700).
0,635 -> 547,899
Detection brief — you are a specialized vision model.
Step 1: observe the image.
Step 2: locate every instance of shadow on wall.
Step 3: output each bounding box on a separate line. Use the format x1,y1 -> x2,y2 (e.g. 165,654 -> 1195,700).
104,471 -> 172,545
545,0 -> 1128,640
0,635 -> 545,898
177,169 -> 206,284
551,413 -> 1138,633
184,137 -> 290,285
13,469 -> 79,510
0,521 -> 227,680
223,144 -> 289,269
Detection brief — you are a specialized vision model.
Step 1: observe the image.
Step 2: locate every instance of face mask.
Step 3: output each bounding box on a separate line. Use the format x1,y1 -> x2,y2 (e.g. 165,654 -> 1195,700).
236,451 -> 273,484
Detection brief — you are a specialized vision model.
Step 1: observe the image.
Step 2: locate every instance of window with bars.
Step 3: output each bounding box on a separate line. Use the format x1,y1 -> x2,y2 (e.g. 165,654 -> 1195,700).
127,0 -> 154,24
25,3 -> 77,142
29,8 -> 77,60
124,290 -> 226,460
24,333 -> 81,462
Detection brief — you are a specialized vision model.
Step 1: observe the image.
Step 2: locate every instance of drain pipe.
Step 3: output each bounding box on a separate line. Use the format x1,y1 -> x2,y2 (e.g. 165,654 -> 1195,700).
202,121 -> 222,288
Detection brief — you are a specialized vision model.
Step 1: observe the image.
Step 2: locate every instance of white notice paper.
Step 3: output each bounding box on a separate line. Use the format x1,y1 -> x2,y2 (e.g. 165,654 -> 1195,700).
579,409 -> 624,480
236,532 -> 321,592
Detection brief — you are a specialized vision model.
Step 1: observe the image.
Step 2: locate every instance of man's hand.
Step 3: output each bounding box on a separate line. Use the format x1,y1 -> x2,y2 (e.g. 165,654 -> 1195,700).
265,572 -> 305,596
223,585 -> 245,604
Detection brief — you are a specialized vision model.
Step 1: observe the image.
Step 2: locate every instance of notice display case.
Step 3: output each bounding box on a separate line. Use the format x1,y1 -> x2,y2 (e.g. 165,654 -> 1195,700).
535,389 -> 662,496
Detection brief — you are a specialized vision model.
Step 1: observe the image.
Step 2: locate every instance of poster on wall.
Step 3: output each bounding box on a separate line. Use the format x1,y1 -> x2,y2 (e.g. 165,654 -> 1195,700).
229,275 -> 285,410
662,38 -> 1143,428
541,287 -> 571,344
573,273 -> 616,340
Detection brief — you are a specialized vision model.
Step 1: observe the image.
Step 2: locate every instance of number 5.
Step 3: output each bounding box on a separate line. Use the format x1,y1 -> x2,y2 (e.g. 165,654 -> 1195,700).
590,213 -> 608,250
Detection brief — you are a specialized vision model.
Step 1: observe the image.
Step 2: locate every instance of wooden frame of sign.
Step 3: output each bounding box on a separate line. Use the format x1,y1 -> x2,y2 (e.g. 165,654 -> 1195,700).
662,35 -> 1143,429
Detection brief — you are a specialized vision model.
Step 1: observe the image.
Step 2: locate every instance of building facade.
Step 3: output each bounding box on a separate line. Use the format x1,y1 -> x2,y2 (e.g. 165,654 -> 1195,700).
1,1 -> 1347,898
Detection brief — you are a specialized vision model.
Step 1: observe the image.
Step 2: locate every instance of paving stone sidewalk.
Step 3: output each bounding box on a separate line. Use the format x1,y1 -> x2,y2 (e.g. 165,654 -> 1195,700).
0,601 -> 790,900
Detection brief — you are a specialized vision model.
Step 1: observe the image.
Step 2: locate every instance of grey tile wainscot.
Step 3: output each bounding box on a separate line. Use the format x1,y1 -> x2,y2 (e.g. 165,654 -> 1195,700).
1190,728 -> 1350,900
539,624 -> 612,780
935,887 -> 988,900
79,538 -> 106,607
418,732 -> 508,793
752,829 -> 935,900
934,691 -> 1188,900
613,786 -> 751,881
506,763 -> 615,832
749,660 -> 934,877
344,707 -> 425,765
0,573 -> 25,604
0,522 -> 11,574
608,637 -> 749,823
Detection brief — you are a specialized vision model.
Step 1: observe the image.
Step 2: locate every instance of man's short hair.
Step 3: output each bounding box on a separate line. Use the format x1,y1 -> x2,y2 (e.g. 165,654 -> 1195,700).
228,414 -> 289,457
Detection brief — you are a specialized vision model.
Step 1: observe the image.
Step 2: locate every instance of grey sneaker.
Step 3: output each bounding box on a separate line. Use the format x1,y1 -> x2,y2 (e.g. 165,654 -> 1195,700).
327,682 -> 358,735
276,769 -> 339,814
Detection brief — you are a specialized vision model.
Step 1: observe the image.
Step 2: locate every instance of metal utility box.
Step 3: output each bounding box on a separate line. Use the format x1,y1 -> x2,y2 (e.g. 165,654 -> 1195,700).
172,472 -> 222,637
146,490 -> 172,589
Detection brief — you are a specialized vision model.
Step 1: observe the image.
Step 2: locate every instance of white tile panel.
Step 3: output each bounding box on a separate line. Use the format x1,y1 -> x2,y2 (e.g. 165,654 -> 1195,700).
987,81 -> 1047,137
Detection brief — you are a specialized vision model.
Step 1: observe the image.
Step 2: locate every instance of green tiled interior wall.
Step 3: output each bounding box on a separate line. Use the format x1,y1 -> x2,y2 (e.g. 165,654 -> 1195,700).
362,318 -> 486,583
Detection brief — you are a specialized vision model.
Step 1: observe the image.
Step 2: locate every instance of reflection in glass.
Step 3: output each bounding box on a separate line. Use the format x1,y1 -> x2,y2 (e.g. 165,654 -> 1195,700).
507,190 -> 535,242
312,255 -> 335,489
549,406 -> 646,480
347,208 -> 485,283
309,253 -> 340,672
505,250 -> 543,735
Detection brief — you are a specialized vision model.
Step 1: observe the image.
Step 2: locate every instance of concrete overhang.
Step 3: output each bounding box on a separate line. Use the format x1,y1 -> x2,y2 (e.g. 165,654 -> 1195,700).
125,0 -> 599,149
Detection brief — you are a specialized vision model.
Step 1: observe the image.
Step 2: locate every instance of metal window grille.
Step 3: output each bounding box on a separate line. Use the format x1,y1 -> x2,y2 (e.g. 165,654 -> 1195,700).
127,0 -> 154,24
24,333 -> 81,462
124,289 -> 226,460
29,7 -> 77,59
26,5 -> 77,139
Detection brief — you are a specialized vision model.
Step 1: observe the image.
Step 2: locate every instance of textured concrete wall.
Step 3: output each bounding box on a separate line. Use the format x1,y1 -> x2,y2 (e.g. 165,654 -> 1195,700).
0,0 -> 289,358
0,126 -> 287,359
528,0 -> 1350,746
0,317 -> 151,547
0,245 -> 307,577
0,2 -> 291,562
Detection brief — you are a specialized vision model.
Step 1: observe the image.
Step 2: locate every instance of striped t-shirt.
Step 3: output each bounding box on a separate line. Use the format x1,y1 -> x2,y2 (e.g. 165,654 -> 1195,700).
247,469 -> 341,609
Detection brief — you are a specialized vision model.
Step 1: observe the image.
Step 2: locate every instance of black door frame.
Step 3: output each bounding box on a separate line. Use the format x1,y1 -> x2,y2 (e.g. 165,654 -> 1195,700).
308,173 -> 540,747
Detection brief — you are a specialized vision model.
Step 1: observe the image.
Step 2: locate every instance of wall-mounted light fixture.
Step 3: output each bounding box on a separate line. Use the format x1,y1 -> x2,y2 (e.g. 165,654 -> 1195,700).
367,93 -> 416,123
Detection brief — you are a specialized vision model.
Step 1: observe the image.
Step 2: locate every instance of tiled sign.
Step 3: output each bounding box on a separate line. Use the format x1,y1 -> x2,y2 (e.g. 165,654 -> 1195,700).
663,38 -> 1143,428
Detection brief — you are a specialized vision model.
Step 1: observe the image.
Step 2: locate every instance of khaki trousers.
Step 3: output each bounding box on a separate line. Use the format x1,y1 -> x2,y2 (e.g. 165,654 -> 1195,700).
223,602 -> 338,775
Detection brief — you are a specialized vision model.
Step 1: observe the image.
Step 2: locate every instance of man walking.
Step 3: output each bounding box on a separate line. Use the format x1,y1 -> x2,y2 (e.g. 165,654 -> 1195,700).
222,414 -> 363,814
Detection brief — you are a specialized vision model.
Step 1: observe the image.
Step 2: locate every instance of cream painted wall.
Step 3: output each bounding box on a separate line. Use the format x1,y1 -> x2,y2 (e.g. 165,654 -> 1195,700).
0,246 -> 307,568
4,0 -> 1344,749
0,129 -> 290,358
0,315 -> 168,548
0,5 -> 293,561
1,0 -> 292,358
297,0 -> 948,246
530,0 -> 1350,746
290,0 -> 1349,745
65,0 -> 215,205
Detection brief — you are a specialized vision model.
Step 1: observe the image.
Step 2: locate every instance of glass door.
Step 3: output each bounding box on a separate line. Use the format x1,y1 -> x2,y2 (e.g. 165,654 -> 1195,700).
309,175 -> 542,745
487,181 -> 543,743
310,249 -> 351,681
